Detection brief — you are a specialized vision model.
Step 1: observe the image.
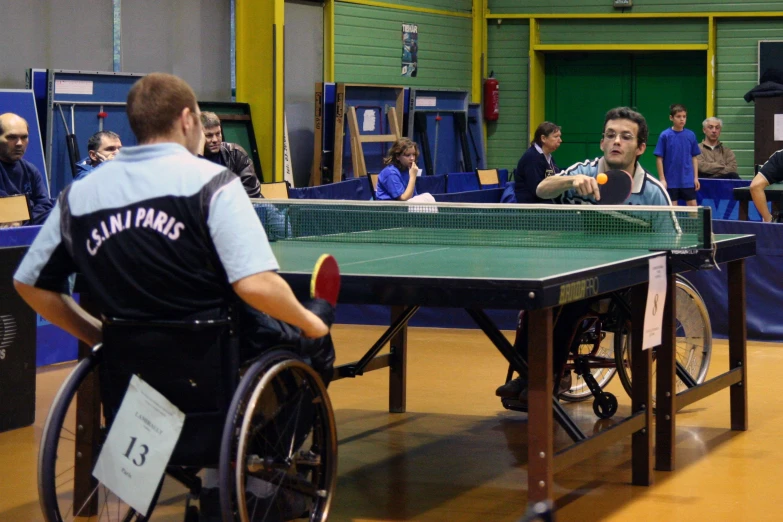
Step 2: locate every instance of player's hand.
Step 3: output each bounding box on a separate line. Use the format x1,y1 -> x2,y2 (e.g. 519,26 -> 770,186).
409,163 -> 419,178
659,177 -> 667,189
571,175 -> 600,200
302,313 -> 329,339
694,178 -> 701,191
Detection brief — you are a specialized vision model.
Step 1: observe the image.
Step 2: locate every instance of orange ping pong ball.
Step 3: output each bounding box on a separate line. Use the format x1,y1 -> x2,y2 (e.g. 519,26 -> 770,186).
596,172 -> 608,185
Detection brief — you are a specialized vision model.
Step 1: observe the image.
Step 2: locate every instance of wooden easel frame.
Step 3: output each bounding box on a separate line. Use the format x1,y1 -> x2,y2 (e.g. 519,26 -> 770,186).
332,83 -> 405,182
346,106 -> 401,178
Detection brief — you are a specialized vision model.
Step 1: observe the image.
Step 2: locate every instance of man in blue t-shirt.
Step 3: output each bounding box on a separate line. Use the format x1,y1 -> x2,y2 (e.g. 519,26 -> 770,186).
0,112 -> 54,225
654,103 -> 702,206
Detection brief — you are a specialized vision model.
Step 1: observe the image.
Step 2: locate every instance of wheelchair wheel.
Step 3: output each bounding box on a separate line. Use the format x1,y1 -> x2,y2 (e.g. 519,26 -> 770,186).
38,354 -> 153,521
615,277 -> 713,404
219,349 -> 337,522
560,324 -> 619,402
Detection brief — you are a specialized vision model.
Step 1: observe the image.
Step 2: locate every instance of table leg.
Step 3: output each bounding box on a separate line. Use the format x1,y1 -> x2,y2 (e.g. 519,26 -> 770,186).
728,260 -> 748,431
738,201 -> 749,221
527,307 -> 553,503
630,283 -> 653,485
389,305 -> 408,413
655,272 -> 677,471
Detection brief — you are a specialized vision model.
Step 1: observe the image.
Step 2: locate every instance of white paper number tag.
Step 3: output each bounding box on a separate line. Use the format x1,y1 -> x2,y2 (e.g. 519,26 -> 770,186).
92,375 -> 186,516
643,255 -> 668,350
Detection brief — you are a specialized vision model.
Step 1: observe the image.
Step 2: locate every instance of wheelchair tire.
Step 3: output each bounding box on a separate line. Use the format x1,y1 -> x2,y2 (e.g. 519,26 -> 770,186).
38,354 -> 155,522
560,328 -> 619,402
219,349 -> 337,522
614,276 -> 713,405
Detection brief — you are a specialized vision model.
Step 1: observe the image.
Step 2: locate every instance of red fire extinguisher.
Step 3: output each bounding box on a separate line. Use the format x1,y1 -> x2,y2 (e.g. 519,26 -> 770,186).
484,72 -> 499,121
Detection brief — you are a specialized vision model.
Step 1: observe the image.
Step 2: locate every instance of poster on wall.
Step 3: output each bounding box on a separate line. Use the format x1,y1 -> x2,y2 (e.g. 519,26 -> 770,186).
401,23 -> 418,77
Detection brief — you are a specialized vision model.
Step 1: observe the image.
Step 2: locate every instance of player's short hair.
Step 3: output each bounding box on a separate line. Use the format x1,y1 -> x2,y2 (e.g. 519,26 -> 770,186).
126,73 -> 198,143
200,111 -> 221,129
384,138 -> 419,170
87,130 -> 120,152
669,103 -> 687,116
531,121 -> 561,147
604,107 -> 649,146
703,117 -> 723,128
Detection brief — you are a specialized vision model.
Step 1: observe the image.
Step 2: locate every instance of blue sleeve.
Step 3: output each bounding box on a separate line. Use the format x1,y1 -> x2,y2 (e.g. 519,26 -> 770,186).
690,133 -> 701,156
653,132 -> 667,157
207,177 -> 279,283
14,200 -> 75,292
377,165 -> 406,200
27,164 -> 54,225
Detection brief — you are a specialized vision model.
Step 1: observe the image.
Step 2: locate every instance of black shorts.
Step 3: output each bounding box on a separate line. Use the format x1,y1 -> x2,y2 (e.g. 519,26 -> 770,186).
667,187 -> 697,202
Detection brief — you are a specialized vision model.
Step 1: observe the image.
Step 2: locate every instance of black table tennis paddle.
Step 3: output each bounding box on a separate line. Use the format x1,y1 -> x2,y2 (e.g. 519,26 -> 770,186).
596,169 -> 633,204
310,254 -> 341,307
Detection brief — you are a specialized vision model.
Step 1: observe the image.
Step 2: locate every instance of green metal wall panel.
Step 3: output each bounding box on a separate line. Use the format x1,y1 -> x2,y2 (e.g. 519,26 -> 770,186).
486,20 -> 529,173
334,3 -> 472,90
357,0 -> 472,13
539,19 -> 707,45
715,20 -> 783,176
489,1 -> 783,15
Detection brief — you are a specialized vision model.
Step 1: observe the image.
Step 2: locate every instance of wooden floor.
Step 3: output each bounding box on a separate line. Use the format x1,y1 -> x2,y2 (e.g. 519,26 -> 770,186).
1,324 -> 780,521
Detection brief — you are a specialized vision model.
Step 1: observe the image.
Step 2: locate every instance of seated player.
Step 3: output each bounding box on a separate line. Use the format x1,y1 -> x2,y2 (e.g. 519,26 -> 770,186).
13,73 -> 333,521
0,112 -> 54,226
376,138 -> 428,201
750,148 -> 783,223
496,107 -> 671,407
201,111 -> 263,198
73,130 -> 122,181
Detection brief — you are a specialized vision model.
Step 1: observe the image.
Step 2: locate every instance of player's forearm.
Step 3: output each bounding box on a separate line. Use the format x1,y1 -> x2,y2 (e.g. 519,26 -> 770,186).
750,174 -> 773,222
13,281 -> 102,345
536,175 -> 575,199
233,271 -> 328,338
655,157 -> 665,179
398,176 -> 417,201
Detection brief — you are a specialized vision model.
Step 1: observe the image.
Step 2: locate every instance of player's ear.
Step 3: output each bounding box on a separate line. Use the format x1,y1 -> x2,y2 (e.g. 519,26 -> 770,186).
636,142 -> 647,157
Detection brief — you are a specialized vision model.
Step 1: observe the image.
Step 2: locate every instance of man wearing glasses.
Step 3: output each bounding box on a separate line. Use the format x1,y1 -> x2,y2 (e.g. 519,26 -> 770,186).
536,106 -> 671,206
495,107 -> 671,406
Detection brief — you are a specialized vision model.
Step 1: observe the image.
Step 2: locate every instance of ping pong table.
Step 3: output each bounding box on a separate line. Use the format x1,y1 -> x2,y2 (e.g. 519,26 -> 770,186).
256,199 -> 756,507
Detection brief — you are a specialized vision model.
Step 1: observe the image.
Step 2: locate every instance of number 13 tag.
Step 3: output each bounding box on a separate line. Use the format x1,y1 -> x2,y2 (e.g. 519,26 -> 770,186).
92,375 -> 186,516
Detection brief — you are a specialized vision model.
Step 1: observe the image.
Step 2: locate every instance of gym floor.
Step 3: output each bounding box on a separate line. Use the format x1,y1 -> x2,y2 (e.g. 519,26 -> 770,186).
1,324 -> 779,521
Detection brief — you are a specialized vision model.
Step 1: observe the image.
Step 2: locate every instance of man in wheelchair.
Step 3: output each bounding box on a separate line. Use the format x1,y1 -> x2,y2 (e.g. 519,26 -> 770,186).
14,73 -> 335,521
496,107 -> 672,408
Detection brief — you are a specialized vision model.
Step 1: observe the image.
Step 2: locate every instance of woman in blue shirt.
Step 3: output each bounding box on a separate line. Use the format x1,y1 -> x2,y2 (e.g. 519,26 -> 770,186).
375,138 -> 419,201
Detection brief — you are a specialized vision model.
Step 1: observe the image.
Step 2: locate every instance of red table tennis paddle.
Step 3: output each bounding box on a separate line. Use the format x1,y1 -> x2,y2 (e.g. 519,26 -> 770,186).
596,169 -> 633,204
310,254 -> 341,307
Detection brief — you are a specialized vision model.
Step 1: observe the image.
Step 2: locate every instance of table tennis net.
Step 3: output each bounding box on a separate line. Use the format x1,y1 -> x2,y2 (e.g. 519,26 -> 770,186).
252,200 -> 712,251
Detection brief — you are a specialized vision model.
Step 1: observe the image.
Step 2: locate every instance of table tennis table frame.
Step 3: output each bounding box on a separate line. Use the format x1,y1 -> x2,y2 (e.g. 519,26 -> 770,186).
68,237 -> 753,512
311,238 -> 752,505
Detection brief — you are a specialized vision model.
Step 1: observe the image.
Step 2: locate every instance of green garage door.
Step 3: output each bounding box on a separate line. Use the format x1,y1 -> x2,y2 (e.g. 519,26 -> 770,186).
545,52 -> 706,176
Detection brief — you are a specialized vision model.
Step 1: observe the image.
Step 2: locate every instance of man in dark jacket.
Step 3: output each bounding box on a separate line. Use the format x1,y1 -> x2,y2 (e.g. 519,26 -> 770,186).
0,112 -> 54,225
73,130 -> 122,181
200,111 -> 262,198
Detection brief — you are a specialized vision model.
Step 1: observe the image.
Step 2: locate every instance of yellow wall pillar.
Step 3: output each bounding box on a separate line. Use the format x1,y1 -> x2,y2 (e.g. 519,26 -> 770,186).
324,0 -> 335,82
707,16 -> 716,118
528,18 -> 545,143
236,0 -> 285,182
472,0 -> 487,103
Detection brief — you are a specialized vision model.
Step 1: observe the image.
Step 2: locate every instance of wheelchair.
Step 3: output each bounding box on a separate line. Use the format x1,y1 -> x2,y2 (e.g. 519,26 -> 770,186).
38,315 -> 337,522
501,276 -> 712,419
560,275 -> 712,418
